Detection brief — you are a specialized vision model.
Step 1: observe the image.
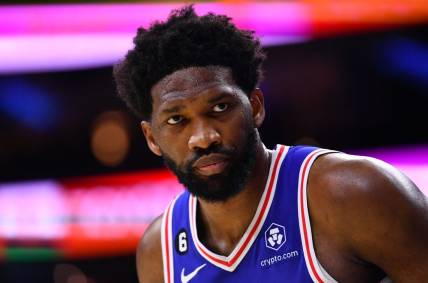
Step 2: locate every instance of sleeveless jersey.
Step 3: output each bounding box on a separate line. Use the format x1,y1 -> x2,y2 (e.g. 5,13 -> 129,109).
161,145 -> 338,283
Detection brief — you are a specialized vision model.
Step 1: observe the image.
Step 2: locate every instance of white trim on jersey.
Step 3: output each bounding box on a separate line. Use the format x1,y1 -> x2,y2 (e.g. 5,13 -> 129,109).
297,149 -> 339,283
162,196 -> 178,283
188,145 -> 289,272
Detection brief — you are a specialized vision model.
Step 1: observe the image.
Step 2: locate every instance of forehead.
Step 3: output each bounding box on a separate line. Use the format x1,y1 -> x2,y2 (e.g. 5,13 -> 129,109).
151,66 -> 238,106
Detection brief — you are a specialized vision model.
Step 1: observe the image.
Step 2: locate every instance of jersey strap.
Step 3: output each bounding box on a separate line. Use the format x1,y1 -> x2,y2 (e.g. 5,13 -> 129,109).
297,148 -> 339,283
161,196 -> 179,283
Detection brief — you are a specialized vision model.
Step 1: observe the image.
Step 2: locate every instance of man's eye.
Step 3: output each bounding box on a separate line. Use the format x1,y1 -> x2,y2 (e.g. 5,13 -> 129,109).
167,115 -> 183,125
213,103 -> 228,113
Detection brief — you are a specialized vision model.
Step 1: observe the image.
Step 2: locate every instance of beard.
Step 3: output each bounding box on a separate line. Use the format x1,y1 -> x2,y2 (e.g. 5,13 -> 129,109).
162,128 -> 258,202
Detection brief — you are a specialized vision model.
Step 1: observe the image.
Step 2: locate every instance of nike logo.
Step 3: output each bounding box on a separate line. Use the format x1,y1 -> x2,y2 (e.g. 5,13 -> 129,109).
180,263 -> 206,283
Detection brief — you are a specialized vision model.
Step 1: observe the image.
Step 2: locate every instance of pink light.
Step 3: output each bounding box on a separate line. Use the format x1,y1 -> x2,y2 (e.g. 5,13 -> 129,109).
0,146 -> 426,258
0,145 -> 426,239
3,2 -> 426,73
0,3 -> 310,74
0,3 -> 310,36
0,170 -> 182,241
350,145 -> 428,195
0,33 -> 306,74
0,33 -> 135,73
352,145 -> 428,165
393,164 -> 428,195
0,181 -> 66,239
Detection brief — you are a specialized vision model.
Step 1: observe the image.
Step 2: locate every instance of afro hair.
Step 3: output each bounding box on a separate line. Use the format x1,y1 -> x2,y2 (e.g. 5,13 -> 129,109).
113,5 -> 266,120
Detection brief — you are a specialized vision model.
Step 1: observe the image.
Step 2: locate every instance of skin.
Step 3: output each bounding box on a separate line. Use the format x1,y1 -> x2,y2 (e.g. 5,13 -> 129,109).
136,66 -> 428,283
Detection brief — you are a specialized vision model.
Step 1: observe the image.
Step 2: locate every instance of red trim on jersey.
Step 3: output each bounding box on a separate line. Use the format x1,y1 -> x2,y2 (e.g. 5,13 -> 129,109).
163,202 -> 173,283
299,150 -> 325,283
191,145 -> 286,268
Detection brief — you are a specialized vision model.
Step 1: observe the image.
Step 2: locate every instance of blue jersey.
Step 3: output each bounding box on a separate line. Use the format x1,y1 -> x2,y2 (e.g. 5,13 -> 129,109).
161,145 -> 338,283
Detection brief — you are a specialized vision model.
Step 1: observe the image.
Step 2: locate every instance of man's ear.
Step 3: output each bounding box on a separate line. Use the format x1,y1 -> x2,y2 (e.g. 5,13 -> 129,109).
141,121 -> 162,156
249,88 -> 265,128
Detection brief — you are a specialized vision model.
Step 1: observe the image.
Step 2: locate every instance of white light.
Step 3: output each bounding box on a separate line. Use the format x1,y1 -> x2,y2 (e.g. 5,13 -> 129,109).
0,180 -> 66,239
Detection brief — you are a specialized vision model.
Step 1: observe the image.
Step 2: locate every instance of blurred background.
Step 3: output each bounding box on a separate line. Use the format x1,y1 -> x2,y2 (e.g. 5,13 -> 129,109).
1,1 -> 428,282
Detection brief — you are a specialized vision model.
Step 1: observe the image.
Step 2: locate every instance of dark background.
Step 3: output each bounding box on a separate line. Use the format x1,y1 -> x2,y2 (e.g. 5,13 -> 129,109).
1,25 -> 427,182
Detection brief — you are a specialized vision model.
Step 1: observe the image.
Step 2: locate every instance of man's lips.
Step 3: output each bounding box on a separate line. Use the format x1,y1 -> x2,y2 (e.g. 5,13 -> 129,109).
192,153 -> 230,176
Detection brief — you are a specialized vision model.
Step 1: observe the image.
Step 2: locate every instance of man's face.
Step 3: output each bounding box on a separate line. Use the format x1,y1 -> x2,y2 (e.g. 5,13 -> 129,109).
143,66 -> 261,202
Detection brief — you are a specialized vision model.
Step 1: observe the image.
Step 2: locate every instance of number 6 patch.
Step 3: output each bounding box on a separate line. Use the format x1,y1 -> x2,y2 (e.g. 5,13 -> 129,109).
175,228 -> 188,255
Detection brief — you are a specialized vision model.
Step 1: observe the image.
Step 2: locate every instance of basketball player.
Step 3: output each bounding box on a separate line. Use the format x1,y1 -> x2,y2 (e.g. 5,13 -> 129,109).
113,6 -> 428,283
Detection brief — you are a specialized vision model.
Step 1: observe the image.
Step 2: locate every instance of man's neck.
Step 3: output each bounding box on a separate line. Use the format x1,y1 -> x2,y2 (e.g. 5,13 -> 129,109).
196,142 -> 272,256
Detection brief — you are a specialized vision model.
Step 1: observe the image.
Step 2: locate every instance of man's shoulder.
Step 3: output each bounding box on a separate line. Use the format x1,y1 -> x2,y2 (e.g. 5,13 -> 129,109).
307,151 -> 427,223
136,214 -> 164,283
139,214 -> 163,254
307,152 -> 428,282
309,151 -> 425,205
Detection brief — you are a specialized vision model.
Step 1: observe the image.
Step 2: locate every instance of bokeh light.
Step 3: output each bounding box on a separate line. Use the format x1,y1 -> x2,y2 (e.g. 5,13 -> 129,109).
90,111 -> 130,167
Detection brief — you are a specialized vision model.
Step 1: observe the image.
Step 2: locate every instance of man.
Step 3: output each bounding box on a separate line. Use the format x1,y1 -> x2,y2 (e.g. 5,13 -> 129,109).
113,6 -> 428,283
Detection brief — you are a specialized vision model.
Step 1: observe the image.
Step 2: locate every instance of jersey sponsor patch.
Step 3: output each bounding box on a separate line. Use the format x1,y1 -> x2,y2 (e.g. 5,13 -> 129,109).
265,223 -> 286,251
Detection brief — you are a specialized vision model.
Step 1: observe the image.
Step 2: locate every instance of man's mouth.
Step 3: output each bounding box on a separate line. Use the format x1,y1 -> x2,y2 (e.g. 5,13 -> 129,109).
192,153 -> 230,176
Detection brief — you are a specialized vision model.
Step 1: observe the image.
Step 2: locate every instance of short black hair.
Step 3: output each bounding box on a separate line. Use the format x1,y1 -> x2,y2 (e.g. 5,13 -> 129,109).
113,5 -> 266,120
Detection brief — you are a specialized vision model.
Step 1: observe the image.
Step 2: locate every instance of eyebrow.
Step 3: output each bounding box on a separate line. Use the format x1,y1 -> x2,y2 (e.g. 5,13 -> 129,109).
207,92 -> 233,104
160,104 -> 185,115
159,91 -> 234,115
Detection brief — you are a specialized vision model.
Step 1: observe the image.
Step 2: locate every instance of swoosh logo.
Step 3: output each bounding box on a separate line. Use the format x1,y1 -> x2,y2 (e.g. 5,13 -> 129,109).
181,263 -> 206,283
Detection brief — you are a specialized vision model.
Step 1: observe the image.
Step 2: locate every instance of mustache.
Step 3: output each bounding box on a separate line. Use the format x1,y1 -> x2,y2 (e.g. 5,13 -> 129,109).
186,144 -> 235,168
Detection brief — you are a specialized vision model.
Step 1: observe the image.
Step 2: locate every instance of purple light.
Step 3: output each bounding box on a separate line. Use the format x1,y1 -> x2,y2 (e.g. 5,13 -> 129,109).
349,145 -> 428,195
351,145 -> 428,165
0,3 -> 310,73
0,3 -> 309,35
0,33 -> 135,73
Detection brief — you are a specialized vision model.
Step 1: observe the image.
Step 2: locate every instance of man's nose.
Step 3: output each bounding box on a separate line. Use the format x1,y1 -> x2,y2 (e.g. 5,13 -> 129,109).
188,121 -> 221,151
